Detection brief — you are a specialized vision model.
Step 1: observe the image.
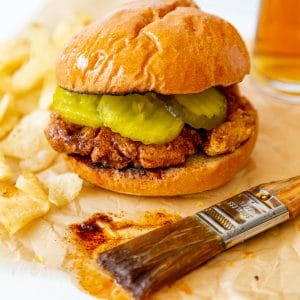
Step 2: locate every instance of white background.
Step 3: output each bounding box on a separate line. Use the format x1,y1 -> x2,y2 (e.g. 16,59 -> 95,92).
0,1 -> 260,299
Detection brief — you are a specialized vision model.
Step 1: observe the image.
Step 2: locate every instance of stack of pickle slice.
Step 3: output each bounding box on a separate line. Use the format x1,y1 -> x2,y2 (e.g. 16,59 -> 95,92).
52,87 -> 227,145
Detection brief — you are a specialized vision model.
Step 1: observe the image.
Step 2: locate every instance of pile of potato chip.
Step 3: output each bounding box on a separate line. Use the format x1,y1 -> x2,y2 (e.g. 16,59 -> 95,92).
0,14 -> 90,236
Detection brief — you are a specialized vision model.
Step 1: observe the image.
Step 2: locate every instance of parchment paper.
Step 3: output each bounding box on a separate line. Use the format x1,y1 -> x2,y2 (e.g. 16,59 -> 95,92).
1,1 -> 300,299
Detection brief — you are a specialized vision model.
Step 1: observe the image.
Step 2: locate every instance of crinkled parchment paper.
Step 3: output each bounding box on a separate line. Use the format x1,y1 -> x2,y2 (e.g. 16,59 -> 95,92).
1,0 -> 300,299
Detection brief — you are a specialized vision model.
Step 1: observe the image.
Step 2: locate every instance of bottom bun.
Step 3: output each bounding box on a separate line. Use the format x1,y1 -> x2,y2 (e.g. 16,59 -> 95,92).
64,128 -> 257,197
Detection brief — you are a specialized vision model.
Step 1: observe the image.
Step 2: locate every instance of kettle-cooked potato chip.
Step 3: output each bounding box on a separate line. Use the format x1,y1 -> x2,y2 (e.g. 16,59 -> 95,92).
0,152 -> 12,182
38,72 -> 56,110
11,24 -> 56,93
0,114 -> 19,140
0,94 -> 19,139
0,14 -> 89,237
16,172 -> 48,202
0,38 -> 29,75
47,173 -> 83,207
0,94 -> 14,121
0,173 -> 50,235
0,110 -> 57,172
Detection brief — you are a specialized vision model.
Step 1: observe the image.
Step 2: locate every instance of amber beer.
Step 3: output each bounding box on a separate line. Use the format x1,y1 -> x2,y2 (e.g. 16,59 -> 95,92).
253,0 -> 300,100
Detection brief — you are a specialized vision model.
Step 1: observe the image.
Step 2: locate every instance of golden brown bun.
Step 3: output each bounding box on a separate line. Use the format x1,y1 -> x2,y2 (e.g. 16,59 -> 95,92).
64,124 -> 257,196
56,0 -> 250,95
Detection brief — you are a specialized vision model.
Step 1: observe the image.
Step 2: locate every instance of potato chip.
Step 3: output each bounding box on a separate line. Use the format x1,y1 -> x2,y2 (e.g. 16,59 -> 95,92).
0,94 -> 14,121
38,71 -> 56,110
0,173 -> 50,235
0,110 -> 57,172
0,74 -> 11,95
0,113 -> 19,140
0,14 -> 92,236
0,194 -> 49,235
11,24 -> 56,93
16,172 -> 48,202
0,38 -> 29,74
0,94 -> 19,140
0,152 -> 12,181
19,150 -> 57,173
14,87 -> 41,115
0,182 -> 17,197
47,173 -> 83,207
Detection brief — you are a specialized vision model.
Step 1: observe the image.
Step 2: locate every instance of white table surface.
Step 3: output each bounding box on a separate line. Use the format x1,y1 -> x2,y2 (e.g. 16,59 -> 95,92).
0,1 -> 260,299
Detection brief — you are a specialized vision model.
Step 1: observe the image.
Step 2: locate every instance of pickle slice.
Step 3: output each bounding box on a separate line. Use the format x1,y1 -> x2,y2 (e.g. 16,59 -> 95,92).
52,87 -> 102,128
97,93 -> 184,144
162,88 -> 227,129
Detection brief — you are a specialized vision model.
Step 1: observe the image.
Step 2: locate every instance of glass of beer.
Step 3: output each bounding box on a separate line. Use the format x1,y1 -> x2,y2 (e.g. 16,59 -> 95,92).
253,0 -> 300,103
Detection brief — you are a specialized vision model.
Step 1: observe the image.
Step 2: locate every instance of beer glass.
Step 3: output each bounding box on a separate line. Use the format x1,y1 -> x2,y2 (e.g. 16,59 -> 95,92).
253,0 -> 300,103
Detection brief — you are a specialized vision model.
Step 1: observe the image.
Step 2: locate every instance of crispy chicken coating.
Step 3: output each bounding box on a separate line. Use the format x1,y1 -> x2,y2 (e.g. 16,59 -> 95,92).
45,113 -> 201,169
203,86 -> 257,156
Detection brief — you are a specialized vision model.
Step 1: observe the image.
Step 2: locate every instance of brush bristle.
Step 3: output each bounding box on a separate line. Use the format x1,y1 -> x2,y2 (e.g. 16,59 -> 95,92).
97,216 -> 224,299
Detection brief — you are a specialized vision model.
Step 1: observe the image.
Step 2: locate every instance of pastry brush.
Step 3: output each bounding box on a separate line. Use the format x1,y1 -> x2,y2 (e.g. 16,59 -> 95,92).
98,176 -> 300,299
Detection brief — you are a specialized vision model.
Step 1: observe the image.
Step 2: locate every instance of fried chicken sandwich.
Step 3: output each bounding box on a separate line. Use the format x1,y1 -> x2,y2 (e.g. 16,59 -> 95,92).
45,0 -> 258,196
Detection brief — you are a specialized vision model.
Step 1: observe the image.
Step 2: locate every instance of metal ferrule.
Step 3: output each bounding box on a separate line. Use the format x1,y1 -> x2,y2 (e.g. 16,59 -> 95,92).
195,186 -> 290,249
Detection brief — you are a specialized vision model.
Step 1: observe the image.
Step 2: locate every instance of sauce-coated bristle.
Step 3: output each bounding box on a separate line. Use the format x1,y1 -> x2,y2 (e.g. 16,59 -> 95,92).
97,216 -> 224,299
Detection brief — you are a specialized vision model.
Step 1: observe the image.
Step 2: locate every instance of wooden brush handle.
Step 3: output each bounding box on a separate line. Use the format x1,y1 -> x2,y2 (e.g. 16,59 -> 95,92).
262,175 -> 300,219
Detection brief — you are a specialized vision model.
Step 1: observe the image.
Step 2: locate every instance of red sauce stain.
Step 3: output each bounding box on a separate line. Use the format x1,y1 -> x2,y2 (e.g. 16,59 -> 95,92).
67,210 -> 181,300
70,217 -> 106,252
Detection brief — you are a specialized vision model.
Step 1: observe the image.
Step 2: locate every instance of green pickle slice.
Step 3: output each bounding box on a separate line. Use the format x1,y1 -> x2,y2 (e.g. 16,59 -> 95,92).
51,87 -> 226,145
52,87 -> 102,128
162,88 -> 227,129
97,93 -> 184,144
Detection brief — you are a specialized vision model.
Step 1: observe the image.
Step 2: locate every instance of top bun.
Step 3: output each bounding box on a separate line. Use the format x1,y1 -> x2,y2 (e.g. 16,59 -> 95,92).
56,0 -> 250,95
